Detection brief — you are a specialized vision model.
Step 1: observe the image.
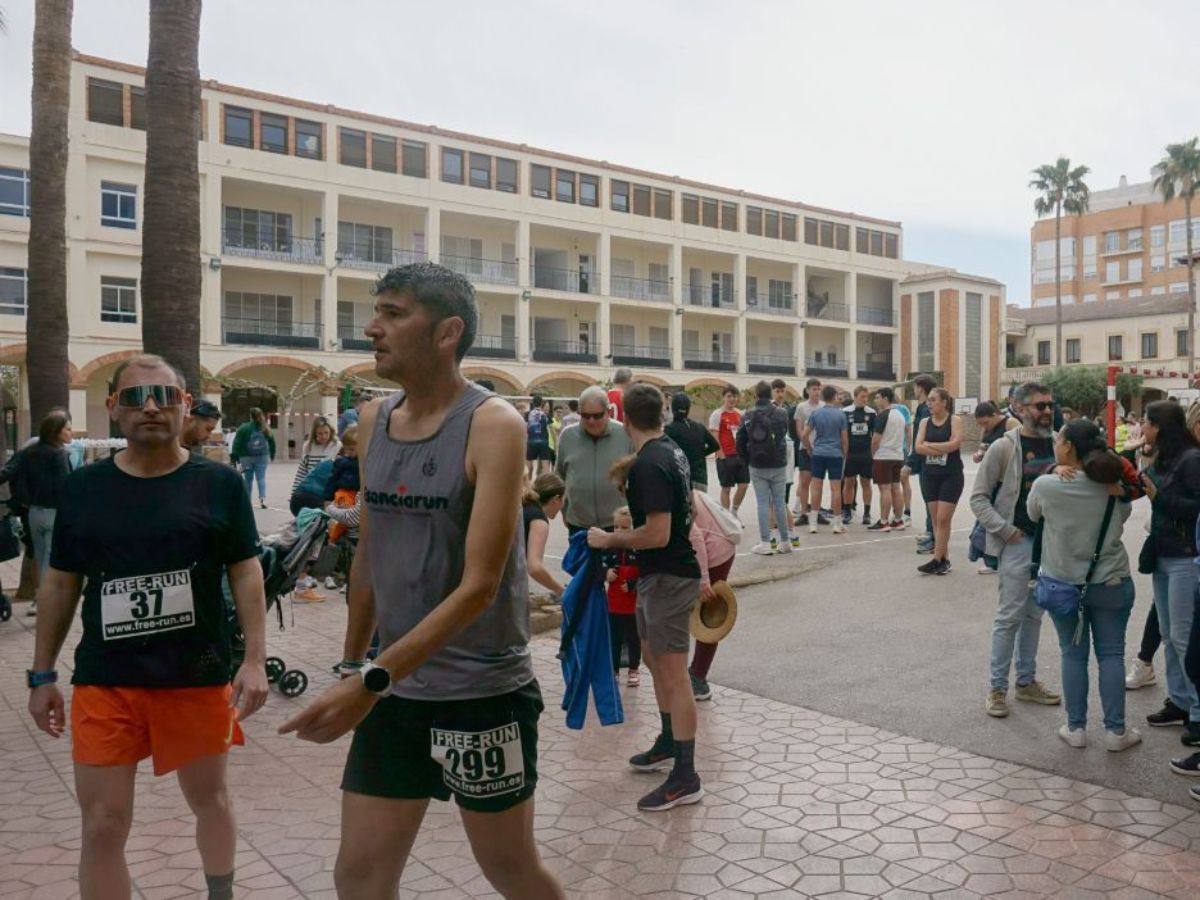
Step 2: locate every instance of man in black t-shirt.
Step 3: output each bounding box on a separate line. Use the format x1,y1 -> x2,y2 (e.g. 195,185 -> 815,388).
27,354 -> 268,900
589,383 -> 703,812
842,386 -> 877,525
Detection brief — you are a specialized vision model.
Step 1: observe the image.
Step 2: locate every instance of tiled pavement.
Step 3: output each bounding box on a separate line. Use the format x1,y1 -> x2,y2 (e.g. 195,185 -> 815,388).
5,587 -> 1200,898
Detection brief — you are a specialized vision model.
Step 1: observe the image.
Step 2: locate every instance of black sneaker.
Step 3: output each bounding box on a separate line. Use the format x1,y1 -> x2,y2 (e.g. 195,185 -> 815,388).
797,513 -> 810,526
629,738 -> 676,772
1183,722 -> 1200,747
861,513 -> 871,526
935,559 -> 952,575
1191,784 -> 1200,802
1169,752 -> 1200,775
866,521 -> 889,532
917,559 -> 941,575
1148,699 -> 1189,727
690,675 -> 712,702
817,514 -> 831,526
637,771 -> 704,811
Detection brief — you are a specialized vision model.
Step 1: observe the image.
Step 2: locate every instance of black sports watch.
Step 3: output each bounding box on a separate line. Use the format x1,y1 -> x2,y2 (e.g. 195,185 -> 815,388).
359,661 -> 392,696
26,669 -> 57,689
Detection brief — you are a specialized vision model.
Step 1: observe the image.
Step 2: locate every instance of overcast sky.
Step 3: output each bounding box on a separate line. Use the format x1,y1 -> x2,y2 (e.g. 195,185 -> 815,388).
3,0 -> 1198,305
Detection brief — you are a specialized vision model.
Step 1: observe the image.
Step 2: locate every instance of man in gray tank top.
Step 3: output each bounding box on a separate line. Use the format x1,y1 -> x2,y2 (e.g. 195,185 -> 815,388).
280,263 -> 564,899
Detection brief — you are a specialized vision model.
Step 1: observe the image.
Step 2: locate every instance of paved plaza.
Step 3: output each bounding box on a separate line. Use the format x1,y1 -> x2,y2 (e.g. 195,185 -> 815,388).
4,462 -> 1200,898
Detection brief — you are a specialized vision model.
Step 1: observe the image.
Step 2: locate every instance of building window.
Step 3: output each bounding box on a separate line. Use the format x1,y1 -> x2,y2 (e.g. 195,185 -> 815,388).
1151,286 -> 1167,296
764,210 -> 780,239
804,218 -> 819,245
555,169 -> 575,203
1103,231 -> 1119,253
1151,254 -> 1166,273
1151,225 -> 1166,248
260,114 -> 287,153
1105,260 -> 1120,283
653,189 -> 671,220
371,134 -> 396,172
682,194 -> 699,225
1127,228 -> 1143,251
1065,338 -> 1081,363
1179,329 -> 1191,357
720,202 -> 737,231
917,291 -> 935,372
0,167 -> 30,217
884,233 -> 897,258
747,207 -> 762,236
1083,293 -> 1097,302
1037,341 -> 1051,365
441,148 -> 464,184
856,227 -> 869,253
1172,282 -> 1190,294
1129,288 -> 1143,298
835,223 -> 850,250
1171,219 -> 1187,244
610,179 -> 629,212
469,153 -> 492,189
337,221 -> 393,264
531,164 -> 551,199
0,267 -> 27,316
1108,335 -> 1123,361
870,231 -> 884,255
87,78 -> 125,126
295,120 -> 322,159
632,184 -> 651,217
223,206 -> 292,252
575,173 -> 597,207
1128,258 -> 1143,281
496,158 -> 518,193
1142,332 -> 1158,359
223,106 -> 252,147
101,276 -> 138,324
781,214 -> 797,242
129,86 -> 146,130
700,199 -> 717,229
820,221 -> 834,248
100,182 -> 137,229
401,139 -> 427,177
340,128 -> 367,167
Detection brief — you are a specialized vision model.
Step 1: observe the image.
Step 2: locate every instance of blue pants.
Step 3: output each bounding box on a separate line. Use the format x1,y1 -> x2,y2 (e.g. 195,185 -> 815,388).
1152,556 -> 1200,723
1048,578 -> 1135,732
990,535 -> 1043,692
750,466 -> 791,543
29,505 -> 56,584
240,454 -> 269,501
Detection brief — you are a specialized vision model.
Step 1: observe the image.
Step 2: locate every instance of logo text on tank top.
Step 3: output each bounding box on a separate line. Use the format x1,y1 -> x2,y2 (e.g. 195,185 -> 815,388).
365,483 -> 450,511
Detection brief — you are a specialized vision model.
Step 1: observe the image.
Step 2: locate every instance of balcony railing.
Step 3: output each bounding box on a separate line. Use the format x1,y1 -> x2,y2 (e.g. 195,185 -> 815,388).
611,344 -> 671,367
686,282 -> 736,309
611,275 -> 671,303
441,254 -> 518,286
337,245 -> 427,271
531,264 -> 596,294
748,353 -> 797,375
336,325 -> 372,352
467,334 -> 517,360
805,298 -> 850,322
222,233 -> 322,265
746,293 -> 795,316
805,355 -> 848,377
532,340 -> 597,364
683,349 -> 736,372
857,361 -> 897,380
223,317 -> 320,350
856,306 -> 895,327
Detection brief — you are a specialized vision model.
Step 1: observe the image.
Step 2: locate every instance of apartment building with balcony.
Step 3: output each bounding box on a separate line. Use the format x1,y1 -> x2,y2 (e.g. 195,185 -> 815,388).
0,52 -> 1006,437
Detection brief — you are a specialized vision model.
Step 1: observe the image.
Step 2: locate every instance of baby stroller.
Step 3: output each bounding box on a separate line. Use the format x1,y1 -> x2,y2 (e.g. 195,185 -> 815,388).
229,511 -> 336,698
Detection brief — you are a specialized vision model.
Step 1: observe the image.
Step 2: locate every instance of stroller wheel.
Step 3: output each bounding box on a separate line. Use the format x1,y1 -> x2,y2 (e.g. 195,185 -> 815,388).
0,595 -> 10,622
279,669 -> 308,698
265,657 -> 286,684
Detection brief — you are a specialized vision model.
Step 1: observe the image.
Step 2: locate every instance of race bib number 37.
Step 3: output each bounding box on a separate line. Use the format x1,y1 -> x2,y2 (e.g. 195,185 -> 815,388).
101,569 -> 195,641
430,723 -> 525,799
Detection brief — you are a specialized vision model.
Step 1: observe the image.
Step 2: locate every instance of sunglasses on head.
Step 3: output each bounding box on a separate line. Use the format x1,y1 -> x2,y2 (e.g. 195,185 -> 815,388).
580,411 -> 607,421
114,384 -> 184,409
1026,401 -> 1054,412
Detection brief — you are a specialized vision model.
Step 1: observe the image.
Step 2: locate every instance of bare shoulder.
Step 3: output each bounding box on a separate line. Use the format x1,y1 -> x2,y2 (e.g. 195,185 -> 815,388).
471,396 -> 525,434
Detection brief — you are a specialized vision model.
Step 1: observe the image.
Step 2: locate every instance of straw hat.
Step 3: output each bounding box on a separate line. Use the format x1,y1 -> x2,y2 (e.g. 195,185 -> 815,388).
690,581 -> 738,642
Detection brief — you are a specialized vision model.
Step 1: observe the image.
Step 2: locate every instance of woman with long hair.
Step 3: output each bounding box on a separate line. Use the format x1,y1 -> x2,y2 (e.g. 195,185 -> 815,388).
231,407 -> 276,509
1138,400 -> 1200,748
523,472 -> 566,600
289,416 -> 341,515
915,387 -> 963,575
1027,420 -> 1139,750
21,410 -> 75,615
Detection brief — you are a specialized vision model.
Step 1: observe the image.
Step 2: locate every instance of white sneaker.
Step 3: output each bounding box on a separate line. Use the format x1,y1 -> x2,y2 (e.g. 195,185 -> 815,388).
776,541 -> 793,554
1058,724 -> 1087,748
1105,728 -> 1143,752
831,522 -> 846,534
751,542 -> 776,555
809,522 -> 818,534
903,514 -> 912,527
325,576 -> 338,590
1125,659 -> 1156,690
977,565 -> 997,575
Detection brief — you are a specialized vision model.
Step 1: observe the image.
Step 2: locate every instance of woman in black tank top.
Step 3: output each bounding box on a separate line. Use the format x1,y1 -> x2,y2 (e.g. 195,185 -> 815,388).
915,388 -> 963,575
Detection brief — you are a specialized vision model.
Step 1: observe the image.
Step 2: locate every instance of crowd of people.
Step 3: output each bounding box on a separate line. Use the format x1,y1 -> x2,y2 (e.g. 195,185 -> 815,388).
15,258 -> 1200,899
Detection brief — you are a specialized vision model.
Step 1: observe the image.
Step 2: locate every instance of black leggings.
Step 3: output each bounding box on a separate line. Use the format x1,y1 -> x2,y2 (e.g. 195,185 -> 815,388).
1138,604 -> 1161,664
609,612 -> 641,671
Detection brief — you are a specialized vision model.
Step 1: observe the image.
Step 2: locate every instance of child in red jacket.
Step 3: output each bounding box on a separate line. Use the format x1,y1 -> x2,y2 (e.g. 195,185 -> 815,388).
604,507 -> 641,687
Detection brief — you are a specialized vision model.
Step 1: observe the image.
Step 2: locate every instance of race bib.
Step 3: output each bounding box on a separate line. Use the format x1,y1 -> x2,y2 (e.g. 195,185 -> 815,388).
430,723 -> 525,799
926,454 -> 948,467
100,569 -> 195,641
850,422 -> 869,436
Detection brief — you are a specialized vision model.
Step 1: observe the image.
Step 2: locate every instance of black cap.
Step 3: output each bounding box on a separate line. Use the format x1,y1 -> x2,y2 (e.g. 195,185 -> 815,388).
671,393 -> 691,414
190,400 -> 222,421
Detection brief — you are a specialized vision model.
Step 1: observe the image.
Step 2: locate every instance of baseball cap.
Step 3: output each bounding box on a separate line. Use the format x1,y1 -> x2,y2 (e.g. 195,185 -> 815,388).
190,400 -> 222,420
670,393 -> 691,414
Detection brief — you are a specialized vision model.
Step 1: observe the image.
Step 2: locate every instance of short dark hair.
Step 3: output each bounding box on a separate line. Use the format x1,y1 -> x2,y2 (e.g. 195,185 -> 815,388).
820,385 -> 838,403
875,386 -> 895,403
1015,382 -> 1051,406
806,378 -> 821,389
853,385 -> 868,397
474,378 -> 495,392
623,383 -> 664,430
770,378 -> 787,390
754,380 -> 772,401
913,374 -> 937,394
109,353 -> 186,393
371,262 -> 478,362
722,384 -> 738,397
974,401 -> 999,418
531,394 -> 544,409
568,399 -> 579,412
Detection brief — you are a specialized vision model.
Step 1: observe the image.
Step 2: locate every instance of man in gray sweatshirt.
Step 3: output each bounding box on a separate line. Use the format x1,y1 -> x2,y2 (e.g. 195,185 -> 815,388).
556,386 -> 634,534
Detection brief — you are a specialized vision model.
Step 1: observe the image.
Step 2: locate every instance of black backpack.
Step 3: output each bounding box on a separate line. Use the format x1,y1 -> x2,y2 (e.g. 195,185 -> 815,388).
746,408 -> 777,468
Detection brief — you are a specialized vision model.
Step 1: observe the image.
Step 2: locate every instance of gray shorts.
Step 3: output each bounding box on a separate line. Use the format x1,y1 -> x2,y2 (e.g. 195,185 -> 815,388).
635,573 -> 700,655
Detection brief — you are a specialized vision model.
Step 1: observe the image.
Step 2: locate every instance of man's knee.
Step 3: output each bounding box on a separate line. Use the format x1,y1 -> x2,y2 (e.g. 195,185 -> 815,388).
81,801 -> 133,851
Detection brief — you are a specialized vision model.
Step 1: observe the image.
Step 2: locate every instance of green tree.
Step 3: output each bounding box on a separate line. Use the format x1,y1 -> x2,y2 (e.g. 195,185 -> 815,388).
1033,366 -> 1142,418
140,0 -> 203,391
1153,138 -> 1200,383
26,0 -> 73,428
1031,158 -> 1091,367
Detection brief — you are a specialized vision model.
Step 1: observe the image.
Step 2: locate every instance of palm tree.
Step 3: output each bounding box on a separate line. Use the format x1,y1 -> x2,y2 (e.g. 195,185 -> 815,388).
1153,138 -> 1200,383
140,0 -> 202,391
26,0 -> 73,428
1030,157 -> 1091,366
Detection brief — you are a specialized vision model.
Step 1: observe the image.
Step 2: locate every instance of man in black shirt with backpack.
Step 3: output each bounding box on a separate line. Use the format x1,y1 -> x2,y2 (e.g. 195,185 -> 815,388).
738,381 -> 794,555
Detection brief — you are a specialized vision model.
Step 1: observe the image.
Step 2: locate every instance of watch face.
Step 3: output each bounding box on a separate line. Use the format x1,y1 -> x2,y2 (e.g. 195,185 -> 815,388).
363,666 -> 391,693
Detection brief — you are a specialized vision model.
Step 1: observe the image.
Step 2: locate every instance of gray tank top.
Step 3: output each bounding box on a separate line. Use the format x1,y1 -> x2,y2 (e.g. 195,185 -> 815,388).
364,384 -> 533,700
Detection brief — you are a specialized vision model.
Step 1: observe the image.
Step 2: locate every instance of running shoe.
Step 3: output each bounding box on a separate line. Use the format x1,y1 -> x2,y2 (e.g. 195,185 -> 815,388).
808,522 -> 818,534
889,520 -> 906,531
325,576 -> 338,590
916,544 -> 935,555
917,559 -> 940,575
1015,681 -> 1061,705
691,674 -> 712,701
936,559 -> 952,575
627,669 -> 641,687
751,542 -> 776,555
629,739 -> 676,772
776,541 -> 794,554
902,511 -> 912,527
866,521 -> 891,532
294,588 -> 325,603
1148,699 -> 1189,727
977,564 -> 998,575
1182,723 -> 1200,747
1126,659 -> 1156,690
986,689 -> 1009,718
637,772 -> 704,811
770,537 -> 778,550
817,514 -> 831,526
1058,724 -> 1086,748
831,522 -> 846,534
861,513 -> 872,526
790,536 -> 801,548
797,513 -> 809,526
1105,728 -> 1142,752
1190,784 -> 1200,802
841,509 -> 853,525
1170,752 -> 1200,775
259,499 -> 268,510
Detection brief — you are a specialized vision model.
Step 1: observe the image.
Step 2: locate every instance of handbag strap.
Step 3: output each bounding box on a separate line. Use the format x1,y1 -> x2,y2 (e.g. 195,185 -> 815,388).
1083,496 -> 1117,587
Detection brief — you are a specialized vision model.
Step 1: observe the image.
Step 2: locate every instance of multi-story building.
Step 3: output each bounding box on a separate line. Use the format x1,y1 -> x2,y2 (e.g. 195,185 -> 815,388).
1030,174 -> 1199,310
0,53 -> 1006,441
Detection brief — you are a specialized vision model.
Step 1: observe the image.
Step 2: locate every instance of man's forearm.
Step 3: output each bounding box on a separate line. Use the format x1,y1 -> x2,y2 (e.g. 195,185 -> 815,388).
608,523 -> 668,551
230,567 -> 267,666
32,582 -> 81,671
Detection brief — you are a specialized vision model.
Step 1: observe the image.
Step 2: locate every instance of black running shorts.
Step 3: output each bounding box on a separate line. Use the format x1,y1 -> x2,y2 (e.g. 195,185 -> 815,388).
920,470 -> 965,505
341,679 -> 543,813
716,456 -> 749,487
843,455 -> 873,479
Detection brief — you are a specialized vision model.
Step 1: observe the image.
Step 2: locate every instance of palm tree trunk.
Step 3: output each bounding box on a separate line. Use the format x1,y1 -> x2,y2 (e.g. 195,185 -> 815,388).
1054,205 -> 1062,367
140,0 -> 202,392
26,0 -> 73,429
1187,195 -> 1196,386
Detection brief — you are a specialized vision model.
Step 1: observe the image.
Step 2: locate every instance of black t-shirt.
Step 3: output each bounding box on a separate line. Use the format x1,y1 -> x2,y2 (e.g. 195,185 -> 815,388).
522,501 -> 548,548
844,406 -> 877,458
1012,435 -> 1056,535
52,455 -> 261,688
626,436 -> 701,579
664,417 -> 718,486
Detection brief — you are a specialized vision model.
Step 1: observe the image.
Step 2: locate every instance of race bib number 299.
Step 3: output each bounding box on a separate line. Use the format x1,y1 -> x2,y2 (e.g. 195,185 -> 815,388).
101,569 -> 195,641
430,723 -> 525,799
